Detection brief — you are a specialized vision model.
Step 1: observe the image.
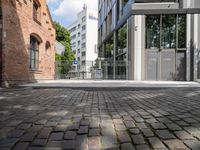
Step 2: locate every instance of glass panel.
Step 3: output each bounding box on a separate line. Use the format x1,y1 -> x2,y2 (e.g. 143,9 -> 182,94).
105,36 -> 114,58
146,15 -> 160,49
161,15 -> 176,49
30,36 -> 39,69
117,23 -> 127,55
36,60 -> 39,69
198,60 -> 200,79
35,51 -> 39,69
116,55 -> 126,80
98,47 -> 104,58
31,50 -> 35,59
116,23 -> 127,80
178,14 -> 186,48
31,59 -> 35,69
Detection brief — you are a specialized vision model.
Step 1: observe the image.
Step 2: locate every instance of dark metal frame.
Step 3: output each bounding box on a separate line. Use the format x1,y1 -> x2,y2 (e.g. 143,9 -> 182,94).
0,0 -> 2,85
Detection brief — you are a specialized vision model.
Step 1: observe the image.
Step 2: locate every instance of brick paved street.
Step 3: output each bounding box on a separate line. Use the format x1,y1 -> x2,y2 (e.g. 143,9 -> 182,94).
1,87 -> 200,150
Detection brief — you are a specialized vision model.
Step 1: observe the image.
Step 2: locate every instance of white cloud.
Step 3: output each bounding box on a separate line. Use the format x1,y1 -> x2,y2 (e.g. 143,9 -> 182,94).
52,0 -> 98,25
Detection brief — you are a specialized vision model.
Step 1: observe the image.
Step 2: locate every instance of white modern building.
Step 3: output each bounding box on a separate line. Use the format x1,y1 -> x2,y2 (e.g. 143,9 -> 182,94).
55,41 -> 65,56
68,5 -> 98,79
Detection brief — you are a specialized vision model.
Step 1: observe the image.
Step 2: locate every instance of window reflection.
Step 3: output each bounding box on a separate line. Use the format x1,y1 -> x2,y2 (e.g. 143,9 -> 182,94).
162,15 -> 176,49
117,23 -> 127,55
146,14 -> 186,50
178,15 -> 186,48
146,15 -> 160,49
105,36 -> 114,58
116,23 -> 127,80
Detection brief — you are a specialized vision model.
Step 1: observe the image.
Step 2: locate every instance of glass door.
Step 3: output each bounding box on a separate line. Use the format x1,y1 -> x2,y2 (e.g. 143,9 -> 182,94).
146,14 -> 186,81
146,15 -> 160,80
160,15 -> 176,80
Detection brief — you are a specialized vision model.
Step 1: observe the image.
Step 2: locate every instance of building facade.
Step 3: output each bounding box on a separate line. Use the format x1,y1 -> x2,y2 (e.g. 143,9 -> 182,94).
0,0 -> 55,87
68,5 -> 98,79
98,0 -> 200,81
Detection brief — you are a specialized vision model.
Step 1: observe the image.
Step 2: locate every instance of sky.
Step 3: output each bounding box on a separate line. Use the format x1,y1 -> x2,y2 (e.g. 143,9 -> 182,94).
47,0 -> 98,28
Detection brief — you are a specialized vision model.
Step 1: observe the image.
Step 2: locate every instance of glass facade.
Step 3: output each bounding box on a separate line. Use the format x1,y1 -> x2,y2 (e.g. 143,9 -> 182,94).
102,36 -> 114,79
146,14 -> 186,50
177,15 -> 186,49
116,23 -> 127,79
146,15 -> 160,49
99,22 -> 128,80
98,0 -> 199,81
162,15 -> 176,49
145,14 -> 187,81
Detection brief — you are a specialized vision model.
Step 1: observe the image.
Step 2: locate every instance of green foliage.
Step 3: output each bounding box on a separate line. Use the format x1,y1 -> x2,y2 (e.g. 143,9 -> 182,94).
54,21 -> 75,61
119,23 -> 127,49
55,53 -> 62,61
54,22 -> 75,77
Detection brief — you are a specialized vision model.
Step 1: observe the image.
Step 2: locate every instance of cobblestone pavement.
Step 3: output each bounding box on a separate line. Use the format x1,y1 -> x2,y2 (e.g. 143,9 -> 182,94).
1,87 -> 200,150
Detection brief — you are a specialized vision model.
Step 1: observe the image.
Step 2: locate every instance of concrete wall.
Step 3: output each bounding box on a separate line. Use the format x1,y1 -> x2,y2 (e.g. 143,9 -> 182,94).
193,14 -> 200,80
1,0 -> 55,86
133,15 -> 145,81
183,0 -> 200,8
186,13 -> 200,81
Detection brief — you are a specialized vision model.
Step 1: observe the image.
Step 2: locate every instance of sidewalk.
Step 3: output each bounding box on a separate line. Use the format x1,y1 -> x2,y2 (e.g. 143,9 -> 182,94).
21,80 -> 200,88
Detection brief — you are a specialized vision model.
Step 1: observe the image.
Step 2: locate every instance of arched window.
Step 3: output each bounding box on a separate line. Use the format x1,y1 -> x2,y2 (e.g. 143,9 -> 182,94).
45,41 -> 51,55
30,36 -> 40,69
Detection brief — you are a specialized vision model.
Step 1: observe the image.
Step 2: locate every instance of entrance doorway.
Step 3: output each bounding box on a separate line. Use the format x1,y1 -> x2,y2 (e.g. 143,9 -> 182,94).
146,14 -> 186,81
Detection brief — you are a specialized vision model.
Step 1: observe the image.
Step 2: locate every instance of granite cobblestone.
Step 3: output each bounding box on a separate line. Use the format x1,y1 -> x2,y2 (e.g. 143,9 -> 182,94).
1,87 -> 200,149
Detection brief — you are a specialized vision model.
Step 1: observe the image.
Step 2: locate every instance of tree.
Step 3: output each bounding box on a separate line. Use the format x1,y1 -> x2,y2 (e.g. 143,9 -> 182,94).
54,22 -> 75,76
54,22 -> 74,61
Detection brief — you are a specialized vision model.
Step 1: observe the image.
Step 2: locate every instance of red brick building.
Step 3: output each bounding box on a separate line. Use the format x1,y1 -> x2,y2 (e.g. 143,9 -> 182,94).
0,0 -> 55,87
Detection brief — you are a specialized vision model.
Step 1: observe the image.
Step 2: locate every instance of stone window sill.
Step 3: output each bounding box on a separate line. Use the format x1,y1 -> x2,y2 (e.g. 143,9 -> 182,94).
30,69 -> 42,74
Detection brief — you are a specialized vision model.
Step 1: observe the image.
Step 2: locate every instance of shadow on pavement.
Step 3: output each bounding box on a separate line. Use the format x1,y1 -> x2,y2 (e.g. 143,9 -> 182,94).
0,87 -> 200,149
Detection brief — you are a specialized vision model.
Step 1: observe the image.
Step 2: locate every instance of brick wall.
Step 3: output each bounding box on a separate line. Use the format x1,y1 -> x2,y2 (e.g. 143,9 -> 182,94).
1,0 -> 55,87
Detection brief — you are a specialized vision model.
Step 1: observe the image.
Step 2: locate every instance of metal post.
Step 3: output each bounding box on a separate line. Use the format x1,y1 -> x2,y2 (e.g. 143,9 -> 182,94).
113,32 -> 117,80
126,20 -> 129,80
77,61 -> 80,80
106,61 -> 108,80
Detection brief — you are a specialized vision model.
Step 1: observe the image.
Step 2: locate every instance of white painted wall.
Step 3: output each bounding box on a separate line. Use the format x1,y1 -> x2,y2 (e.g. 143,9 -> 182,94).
86,9 -> 98,62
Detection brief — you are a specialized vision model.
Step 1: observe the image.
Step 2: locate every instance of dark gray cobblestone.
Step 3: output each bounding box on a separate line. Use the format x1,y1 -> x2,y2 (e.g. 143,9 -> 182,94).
1,87 -> 200,149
